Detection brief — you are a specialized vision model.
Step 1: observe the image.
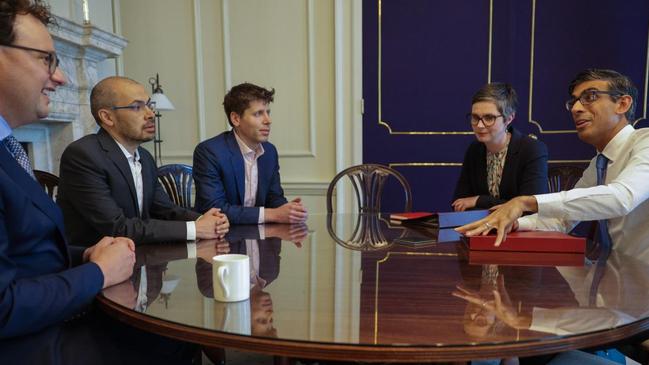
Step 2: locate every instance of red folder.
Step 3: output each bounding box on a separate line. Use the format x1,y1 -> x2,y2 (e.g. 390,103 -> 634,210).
466,231 -> 586,253
390,210 -> 488,228
389,212 -> 433,221
468,250 -> 585,267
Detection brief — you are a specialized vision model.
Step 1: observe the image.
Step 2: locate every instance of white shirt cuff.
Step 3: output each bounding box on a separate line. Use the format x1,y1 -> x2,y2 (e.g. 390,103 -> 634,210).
186,221 -> 196,240
517,216 -> 536,231
258,207 -> 265,224
535,192 -> 566,219
186,242 -> 197,259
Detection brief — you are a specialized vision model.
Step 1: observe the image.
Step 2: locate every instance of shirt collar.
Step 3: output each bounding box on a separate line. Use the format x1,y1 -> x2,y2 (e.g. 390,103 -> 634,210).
0,114 -> 13,141
114,138 -> 140,162
233,130 -> 265,159
600,124 -> 634,163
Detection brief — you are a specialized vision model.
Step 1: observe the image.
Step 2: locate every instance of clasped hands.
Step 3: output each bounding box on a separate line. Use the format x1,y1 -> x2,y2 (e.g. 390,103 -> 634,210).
196,208 -> 230,239
266,198 -> 308,224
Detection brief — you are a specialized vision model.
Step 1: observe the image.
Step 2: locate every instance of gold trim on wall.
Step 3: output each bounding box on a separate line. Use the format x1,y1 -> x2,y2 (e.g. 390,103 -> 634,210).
528,0 -> 649,133
377,0 -> 494,135
387,160 -> 591,168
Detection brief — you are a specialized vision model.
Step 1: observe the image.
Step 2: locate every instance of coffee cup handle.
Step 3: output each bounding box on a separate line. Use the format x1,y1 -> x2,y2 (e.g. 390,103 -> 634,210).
217,266 -> 229,298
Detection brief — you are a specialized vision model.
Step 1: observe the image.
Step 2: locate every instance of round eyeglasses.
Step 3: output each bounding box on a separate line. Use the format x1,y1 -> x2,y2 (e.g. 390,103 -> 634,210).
466,113 -> 503,127
2,44 -> 60,75
565,89 -> 623,111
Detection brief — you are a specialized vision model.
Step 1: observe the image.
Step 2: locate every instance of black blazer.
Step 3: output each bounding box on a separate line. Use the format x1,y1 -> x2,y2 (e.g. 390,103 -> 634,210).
453,128 -> 549,209
58,128 -> 201,246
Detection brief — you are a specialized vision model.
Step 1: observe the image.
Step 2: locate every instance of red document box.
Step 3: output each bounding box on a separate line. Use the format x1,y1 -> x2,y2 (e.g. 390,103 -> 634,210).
466,231 -> 586,253
468,250 -> 584,267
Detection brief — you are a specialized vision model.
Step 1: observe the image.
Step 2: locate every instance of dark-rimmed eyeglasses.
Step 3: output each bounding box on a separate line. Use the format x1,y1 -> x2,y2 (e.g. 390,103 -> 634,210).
565,90 -> 623,111
111,100 -> 157,113
2,44 -> 60,75
466,113 -> 503,127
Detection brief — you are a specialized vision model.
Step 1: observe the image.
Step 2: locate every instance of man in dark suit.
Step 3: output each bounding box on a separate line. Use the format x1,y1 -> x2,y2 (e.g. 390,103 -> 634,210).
58,76 -> 230,247
193,82 -> 308,224
0,0 -> 134,344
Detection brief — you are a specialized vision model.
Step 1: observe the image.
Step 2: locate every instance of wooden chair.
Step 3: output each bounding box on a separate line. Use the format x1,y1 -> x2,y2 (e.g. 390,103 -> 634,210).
157,164 -> 194,209
547,164 -> 587,192
326,163 -> 412,214
33,169 -> 59,200
326,164 -> 412,251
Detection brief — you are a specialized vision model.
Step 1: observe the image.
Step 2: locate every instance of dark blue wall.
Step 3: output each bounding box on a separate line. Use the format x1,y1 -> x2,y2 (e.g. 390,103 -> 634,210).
363,0 -> 649,212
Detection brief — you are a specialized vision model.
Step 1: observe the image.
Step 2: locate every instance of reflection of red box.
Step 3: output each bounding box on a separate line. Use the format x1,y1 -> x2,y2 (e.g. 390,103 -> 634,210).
468,250 -> 585,267
466,231 -> 586,253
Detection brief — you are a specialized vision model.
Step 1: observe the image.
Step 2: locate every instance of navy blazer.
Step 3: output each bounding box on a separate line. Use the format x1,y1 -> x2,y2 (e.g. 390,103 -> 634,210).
58,129 -> 201,247
0,146 -> 103,338
193,131 -> 288,224
453,128 -> 549,209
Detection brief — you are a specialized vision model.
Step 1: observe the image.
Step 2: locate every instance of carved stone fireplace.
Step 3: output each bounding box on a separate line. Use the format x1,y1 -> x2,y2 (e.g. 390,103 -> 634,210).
14,15 -> 127,174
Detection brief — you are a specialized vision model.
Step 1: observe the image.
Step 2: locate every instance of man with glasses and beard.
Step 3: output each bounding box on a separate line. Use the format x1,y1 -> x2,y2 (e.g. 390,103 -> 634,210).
58,76 -> 230,247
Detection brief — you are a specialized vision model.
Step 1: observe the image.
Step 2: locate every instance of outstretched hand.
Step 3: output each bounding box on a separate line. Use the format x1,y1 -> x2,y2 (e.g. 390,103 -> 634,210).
455,196 -> 537,246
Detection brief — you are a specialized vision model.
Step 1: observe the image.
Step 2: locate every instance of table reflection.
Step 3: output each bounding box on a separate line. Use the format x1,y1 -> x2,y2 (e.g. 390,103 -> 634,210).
99,213 -> 649,350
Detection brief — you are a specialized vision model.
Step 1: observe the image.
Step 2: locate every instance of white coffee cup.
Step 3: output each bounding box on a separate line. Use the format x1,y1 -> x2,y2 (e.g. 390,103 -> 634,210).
214,300 -> 251,335
212,254 -> 250,302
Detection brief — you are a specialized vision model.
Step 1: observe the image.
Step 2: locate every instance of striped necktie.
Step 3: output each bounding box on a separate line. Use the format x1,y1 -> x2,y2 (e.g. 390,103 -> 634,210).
3,135 -> 35,179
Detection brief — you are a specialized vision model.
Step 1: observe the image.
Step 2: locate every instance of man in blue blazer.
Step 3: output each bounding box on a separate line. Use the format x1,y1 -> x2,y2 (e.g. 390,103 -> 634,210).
0,0 -> 135,339
194,83 -> 308,224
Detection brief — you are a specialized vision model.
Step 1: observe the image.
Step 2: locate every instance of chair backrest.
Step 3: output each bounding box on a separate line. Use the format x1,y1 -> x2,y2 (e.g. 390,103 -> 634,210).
157,164 -> 194,209
547,164 -> 587,193
33,169 -> 59,200
326,164 -> 413,214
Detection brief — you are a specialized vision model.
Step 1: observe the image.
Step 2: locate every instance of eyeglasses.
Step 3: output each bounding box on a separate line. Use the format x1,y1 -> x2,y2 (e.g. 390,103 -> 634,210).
565,90 -> 623,111
111,100 -> 157,113
466,113 -> 503,127
2,44 -> 60,75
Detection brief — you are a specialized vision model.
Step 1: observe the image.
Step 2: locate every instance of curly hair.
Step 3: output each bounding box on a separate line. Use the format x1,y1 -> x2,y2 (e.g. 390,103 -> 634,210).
223,83 -> 275,127
0,0 -> 53,46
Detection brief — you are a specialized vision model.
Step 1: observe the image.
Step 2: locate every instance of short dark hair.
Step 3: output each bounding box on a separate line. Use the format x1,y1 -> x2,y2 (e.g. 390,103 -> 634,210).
568,68 -> 638,122
471,82 -> 518,120
0,0 -> 53,45
90,76 -> 140,125
223,83 -> 275,127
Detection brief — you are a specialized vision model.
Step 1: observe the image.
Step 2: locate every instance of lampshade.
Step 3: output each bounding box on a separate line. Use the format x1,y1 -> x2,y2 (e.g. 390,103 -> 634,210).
151,92 -> 175,111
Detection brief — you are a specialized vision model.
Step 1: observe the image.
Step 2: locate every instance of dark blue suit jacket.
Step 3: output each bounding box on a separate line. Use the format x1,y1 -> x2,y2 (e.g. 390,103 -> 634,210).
193,131 -> 288,224
0,146 -> 103,338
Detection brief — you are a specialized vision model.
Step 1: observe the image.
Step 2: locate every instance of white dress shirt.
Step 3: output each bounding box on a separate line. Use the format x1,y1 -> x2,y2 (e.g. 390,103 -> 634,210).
518,125 -> 649,261
529,251 -> 649,334
234,131 -> 265,224
114,141 -> 196,240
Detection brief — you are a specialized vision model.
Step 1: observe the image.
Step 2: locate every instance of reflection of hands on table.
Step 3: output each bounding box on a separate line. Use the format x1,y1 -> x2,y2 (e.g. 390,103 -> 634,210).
197,238 -> 230,261
455,196 -> 536,246
453,275 -> 531,330
265,223 -> 308,247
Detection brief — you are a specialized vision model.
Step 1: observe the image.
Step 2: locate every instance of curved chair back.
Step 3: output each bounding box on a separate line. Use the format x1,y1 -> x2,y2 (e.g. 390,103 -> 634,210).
33,169 -> 59,200
326,164 -> 413,214
157,164 -> 194,209
547,164 -> 587,193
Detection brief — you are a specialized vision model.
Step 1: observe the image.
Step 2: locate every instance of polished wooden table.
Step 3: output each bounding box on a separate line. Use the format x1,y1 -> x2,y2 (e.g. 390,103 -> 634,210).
96,213 -> 649,362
